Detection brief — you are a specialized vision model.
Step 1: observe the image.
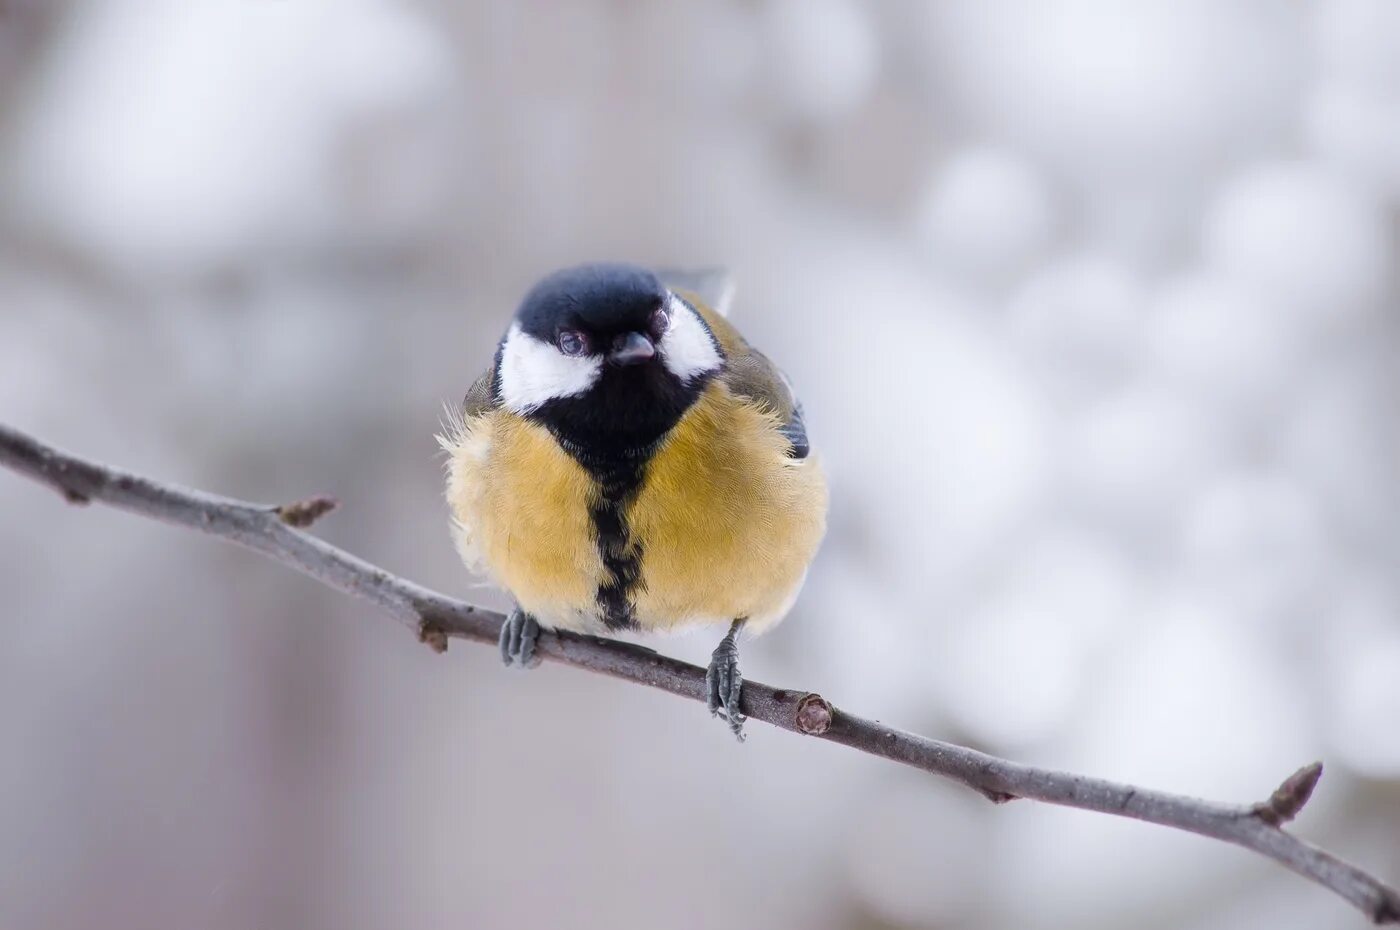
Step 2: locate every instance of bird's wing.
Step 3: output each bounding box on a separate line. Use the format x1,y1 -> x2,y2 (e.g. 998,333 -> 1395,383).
679,287 -> 811,461
461,365 -> 498,419
657,267 -> 736,318
722,348 -> 810,459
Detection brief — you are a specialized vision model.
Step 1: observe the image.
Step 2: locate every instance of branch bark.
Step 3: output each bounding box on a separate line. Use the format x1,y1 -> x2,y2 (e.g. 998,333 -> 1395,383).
1,422 -> 1397,924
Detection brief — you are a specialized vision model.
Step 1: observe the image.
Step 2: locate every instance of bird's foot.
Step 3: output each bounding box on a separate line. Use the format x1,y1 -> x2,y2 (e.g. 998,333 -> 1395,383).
706,619 -> 747,741
499,606 -> 541,669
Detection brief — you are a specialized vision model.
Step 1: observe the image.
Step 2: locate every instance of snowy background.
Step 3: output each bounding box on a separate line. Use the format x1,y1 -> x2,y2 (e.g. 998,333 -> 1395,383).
1,1 -> 1398,928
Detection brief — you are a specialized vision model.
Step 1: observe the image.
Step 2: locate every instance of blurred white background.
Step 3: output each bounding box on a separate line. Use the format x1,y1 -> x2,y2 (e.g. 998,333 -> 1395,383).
1,1 -> 1398,928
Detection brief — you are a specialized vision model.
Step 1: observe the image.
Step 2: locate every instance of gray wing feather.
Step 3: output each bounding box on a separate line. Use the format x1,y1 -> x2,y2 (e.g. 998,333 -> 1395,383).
461,367 -> 497,419
722,348 -> 810,460
779,398 -> 810,460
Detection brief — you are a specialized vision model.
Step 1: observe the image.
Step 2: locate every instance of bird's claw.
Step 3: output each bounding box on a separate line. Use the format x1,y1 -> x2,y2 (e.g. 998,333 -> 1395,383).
499,607 -> 541,669
706,621 -> 746,741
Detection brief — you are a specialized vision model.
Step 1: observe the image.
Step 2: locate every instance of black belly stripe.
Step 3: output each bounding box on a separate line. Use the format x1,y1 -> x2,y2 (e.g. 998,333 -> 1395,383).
591,490 -> 643,630
569,447 -> 651,631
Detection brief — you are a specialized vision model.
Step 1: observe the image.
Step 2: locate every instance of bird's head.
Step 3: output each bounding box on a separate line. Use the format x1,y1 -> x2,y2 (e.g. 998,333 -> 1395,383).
495,263 -> 725,456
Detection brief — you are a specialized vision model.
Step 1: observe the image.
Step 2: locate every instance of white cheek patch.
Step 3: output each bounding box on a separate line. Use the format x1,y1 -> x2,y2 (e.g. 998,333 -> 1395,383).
497,323 -> 602,412
659,294 -> 723,383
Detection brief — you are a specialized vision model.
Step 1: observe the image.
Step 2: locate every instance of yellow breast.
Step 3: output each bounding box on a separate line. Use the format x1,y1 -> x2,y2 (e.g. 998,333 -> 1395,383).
628,383 -> 827,633
442,384 -> 828,634
443,411 -> 606,628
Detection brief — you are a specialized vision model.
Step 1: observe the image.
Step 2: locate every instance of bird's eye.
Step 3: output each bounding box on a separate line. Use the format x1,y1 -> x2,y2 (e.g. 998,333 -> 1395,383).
557,330 -> 587,356
649,305 -> 670,338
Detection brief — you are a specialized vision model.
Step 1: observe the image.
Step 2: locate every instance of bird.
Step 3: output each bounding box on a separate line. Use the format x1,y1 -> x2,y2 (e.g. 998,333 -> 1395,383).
439,263 -> 827,738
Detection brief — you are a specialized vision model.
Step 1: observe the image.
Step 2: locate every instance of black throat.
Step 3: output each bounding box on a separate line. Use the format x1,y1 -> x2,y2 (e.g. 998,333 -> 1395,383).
528,364 -> 713,630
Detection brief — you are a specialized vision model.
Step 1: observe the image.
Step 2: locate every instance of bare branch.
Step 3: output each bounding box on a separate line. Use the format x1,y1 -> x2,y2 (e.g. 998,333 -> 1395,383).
1,422 -> 1397,925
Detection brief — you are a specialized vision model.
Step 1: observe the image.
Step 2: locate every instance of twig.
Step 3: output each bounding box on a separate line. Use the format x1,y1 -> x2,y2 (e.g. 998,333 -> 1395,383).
1,422 -> 1396,924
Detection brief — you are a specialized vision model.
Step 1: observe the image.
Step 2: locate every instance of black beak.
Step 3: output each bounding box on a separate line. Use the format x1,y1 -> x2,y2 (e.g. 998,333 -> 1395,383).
608,332 -> 655,366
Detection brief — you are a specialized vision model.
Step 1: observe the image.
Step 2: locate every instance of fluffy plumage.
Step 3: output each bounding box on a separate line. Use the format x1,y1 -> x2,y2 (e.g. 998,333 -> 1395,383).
440,263 -> 827,638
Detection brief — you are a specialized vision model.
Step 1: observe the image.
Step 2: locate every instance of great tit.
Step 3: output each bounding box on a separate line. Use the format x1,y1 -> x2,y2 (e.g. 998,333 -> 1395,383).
440,263 -> 827,738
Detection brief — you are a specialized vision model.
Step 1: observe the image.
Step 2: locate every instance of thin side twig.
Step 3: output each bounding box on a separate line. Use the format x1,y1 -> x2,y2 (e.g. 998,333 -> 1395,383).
1,422 -> 1396,924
